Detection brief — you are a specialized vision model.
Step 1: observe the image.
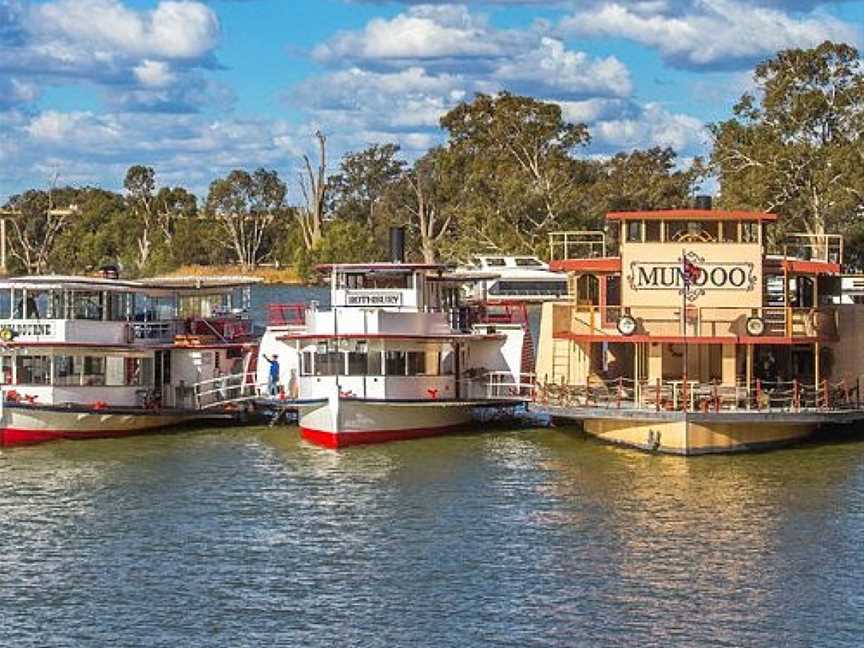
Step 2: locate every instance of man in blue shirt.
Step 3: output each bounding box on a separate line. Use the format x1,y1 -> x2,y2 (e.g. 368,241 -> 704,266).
263,353 -> 280,397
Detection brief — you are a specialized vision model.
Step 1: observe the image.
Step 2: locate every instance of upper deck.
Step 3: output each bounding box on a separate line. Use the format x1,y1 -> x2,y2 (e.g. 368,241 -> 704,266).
0,275 -> 259,347
547,208 -> 844,344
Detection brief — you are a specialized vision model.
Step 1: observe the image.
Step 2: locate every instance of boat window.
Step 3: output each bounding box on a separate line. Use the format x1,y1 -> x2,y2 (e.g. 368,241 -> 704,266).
741,221 -> 759,243
134,295 -> 176,322
179,294 -> 228,319
645,220 -> 662,242
667,221 -> 719,243
123,358 -> 153,386
484,258 -> 506,267
514,258 -> 544,267
53,356 -> 80,386
346,343 -> 368,376
82,356 -> 106,386
406,352 -> 426,376
16,356 -> 51,385
384,351 -> 406,376
301,351 -> 314,376
626,221 -> 643,242
489,280 -> 568,296
0,290 -> 9,319
576,275 -> 600,306
71,292 -> 105,321
314,342 -> 343,376
13,290 -> 49,319
106,293 -> 131,321
0,355 -> 11,384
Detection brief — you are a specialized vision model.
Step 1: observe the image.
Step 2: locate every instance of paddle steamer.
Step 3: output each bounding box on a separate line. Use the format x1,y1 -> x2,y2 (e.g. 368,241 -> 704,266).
534,198 -> 864,454
256,229 -> 534,448
0,274 -> 259,446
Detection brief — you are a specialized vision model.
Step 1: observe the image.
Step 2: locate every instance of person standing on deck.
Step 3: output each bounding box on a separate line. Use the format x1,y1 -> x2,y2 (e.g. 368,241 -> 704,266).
263,353 -> 281,397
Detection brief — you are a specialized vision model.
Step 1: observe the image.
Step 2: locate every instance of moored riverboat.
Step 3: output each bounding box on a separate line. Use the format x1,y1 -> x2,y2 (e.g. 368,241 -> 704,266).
533,198 -> 864,454
0,274 -> 260,447
256,229 -> 534,448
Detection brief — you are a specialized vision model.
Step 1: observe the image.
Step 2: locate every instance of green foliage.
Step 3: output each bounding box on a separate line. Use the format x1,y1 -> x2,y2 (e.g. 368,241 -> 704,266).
710,41 -> 864,243
293,220 -> 384,282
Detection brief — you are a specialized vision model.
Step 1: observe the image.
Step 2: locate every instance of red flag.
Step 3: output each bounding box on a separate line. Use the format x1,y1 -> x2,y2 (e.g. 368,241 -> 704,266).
682,255 -> 702,287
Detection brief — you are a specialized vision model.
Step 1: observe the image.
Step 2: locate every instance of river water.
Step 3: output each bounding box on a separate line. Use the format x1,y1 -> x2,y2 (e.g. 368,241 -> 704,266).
1,286 -> 864,647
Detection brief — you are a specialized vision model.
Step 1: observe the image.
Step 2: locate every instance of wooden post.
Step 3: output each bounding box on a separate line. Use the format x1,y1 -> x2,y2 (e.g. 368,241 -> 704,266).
655,377 -> 661,412
746,345 -> 753,410
0,217 -> 6,274
756,379 -> 762,411
814,342 -> 820,396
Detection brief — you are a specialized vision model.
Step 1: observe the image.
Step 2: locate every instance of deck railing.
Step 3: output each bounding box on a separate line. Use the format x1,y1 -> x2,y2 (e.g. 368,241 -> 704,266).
781,233 -> 844,265
549,231 -> 607,261
268,304 -> 306,327
552,303 -> 838,340
534,375 -> 862,413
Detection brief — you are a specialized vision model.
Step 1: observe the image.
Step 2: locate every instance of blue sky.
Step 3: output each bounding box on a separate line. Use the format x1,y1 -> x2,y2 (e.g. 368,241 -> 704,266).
1,0 -> 862,202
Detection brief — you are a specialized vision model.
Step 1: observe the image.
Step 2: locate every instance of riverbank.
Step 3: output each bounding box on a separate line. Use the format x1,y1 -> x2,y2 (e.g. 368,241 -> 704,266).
168,264 -> 305,285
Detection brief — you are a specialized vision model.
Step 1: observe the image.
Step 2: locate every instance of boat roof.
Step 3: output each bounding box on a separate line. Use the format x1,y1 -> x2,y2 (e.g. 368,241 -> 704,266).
0,274 -> 261,292
607,209 -> 778,222
317,263 -> 448,272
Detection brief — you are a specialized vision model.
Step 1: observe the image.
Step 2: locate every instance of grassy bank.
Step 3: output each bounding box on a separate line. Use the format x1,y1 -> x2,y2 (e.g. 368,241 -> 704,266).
168,264 -> 305,284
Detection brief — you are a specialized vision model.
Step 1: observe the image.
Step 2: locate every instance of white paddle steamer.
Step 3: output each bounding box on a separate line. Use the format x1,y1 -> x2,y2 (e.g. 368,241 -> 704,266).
0,274 -> 259,446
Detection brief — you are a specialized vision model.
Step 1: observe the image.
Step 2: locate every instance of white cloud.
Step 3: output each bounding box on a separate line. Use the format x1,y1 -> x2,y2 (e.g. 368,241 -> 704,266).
133,59 -> 176,88
495,37 -> 632,98
313,5 -> 507,64
591,102 -> 707,152
32,0 -> 219,61
561,0 -> 859,69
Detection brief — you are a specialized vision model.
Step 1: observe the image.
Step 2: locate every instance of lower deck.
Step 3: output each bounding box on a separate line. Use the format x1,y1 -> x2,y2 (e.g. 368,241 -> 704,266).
533,403 -> 864,454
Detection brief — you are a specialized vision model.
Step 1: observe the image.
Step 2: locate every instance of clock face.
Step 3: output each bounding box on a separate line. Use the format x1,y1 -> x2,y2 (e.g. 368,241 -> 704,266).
746,317 -> 765,336
618,315 -> 637,336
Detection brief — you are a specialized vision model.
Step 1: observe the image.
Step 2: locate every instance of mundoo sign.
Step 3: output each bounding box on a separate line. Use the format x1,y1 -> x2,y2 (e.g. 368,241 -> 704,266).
628,255 -> 756,300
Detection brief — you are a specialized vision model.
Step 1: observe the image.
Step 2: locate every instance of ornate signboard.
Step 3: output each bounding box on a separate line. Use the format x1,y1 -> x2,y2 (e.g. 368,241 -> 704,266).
627,252 -> 757,301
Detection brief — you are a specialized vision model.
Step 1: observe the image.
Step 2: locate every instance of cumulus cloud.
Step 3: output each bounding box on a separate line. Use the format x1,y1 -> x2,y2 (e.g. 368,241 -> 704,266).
560,0 -> 859,69
590,102 -> 707,152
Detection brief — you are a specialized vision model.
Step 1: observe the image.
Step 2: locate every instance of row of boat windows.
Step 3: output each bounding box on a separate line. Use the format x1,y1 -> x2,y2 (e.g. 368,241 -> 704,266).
488,280 -> 568,296
624,220 -> 760,244
0,355 -> 153,386
0,289 -> 245,321
301,350 -> 452,377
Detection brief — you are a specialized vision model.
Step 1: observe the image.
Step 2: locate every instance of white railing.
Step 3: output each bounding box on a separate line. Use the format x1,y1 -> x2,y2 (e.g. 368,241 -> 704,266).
192,372 -> 263,409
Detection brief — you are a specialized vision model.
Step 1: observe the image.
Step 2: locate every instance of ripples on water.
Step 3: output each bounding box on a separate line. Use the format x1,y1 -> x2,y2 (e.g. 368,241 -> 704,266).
2,427 -> 864,647
2,285 -> 864,646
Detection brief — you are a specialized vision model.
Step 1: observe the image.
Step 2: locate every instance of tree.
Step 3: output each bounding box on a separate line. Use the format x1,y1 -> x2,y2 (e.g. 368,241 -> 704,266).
591,147 -> 702,215
206,168 -> 287,269
4,186 -> 78,274
329,143 -> 406,230
710,41 -> 864,240
154,186 -> 197,245
123,165 -> 158,271
438,92 -> 592,256
398,150 -> 452,264
295,131 -> 328,250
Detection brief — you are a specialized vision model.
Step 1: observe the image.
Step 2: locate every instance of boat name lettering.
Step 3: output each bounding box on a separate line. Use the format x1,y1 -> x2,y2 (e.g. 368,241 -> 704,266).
7,323 -> 54,337
346,293 -> 402,306
628,259 -> 756,299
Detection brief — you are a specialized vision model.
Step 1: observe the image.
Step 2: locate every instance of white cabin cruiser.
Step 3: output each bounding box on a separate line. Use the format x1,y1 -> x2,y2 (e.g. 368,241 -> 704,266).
256,232 -> 534,448
461,255 -> 568,303
0,274 -> 260,447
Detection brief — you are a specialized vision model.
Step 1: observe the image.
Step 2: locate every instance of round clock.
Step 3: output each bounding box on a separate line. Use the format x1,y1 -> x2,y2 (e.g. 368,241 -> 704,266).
617,315 -> 637,336
745,316 -> 765,337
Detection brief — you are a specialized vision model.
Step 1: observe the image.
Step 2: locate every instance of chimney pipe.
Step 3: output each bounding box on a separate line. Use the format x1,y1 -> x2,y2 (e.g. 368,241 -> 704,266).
694,195 -> 713,210
389,227 -> 406,264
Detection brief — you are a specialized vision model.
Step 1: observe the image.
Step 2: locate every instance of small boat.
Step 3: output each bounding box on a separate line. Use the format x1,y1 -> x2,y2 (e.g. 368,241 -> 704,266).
0,274 -> 260,447
256,229 -> 534,448
460,255 -> 568,303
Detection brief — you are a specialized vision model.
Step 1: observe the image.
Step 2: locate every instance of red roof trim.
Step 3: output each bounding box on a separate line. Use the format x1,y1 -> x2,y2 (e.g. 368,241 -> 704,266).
550,257 -> 621,273
607,209 -> 777,222
277,333 -> 503,342
316,263 -> 446,272
781,259 -> 841,275
553,333 -> 820,345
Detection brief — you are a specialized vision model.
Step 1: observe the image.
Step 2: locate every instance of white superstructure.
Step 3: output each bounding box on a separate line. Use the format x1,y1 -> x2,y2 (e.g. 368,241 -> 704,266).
462,255 -> 568,303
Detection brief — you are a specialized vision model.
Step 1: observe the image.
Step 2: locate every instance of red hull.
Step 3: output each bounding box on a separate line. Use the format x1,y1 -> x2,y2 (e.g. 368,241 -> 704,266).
0,426 -> 170,447
301,424 -> 466,449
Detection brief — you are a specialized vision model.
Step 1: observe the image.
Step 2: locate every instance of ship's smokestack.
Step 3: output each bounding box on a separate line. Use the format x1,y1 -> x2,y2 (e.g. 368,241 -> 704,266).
694,195 -> 713,210
389,227 -> 406,264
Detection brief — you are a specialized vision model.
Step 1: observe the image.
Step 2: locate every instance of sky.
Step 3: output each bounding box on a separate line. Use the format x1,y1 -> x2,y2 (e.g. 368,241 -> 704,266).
0,0 -> 862,202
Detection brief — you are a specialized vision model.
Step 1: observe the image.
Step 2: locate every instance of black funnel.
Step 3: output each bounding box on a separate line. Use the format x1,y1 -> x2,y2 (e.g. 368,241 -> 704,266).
389,227 -> 406,263
694,195 -> 713,210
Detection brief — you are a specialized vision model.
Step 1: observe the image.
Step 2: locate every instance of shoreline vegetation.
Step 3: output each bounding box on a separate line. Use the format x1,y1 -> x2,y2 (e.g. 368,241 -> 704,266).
166,264 -> 305,285
3,43 -> 864,278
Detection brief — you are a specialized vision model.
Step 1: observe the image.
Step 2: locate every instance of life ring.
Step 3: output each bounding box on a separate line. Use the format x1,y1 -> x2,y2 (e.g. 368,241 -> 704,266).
5,389 -> 19,402
0,327 -> 15,343
91,400 -> 108,410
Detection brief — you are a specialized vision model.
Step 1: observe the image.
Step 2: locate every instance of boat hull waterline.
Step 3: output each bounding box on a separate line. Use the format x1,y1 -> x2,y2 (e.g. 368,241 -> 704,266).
298,398 -> 480,448
0,404 -> 233,447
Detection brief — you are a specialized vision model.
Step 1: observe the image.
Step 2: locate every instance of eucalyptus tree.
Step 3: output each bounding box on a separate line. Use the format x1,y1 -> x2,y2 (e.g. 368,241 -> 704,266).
206,168 -> 287,269
710,41 -> 864,240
